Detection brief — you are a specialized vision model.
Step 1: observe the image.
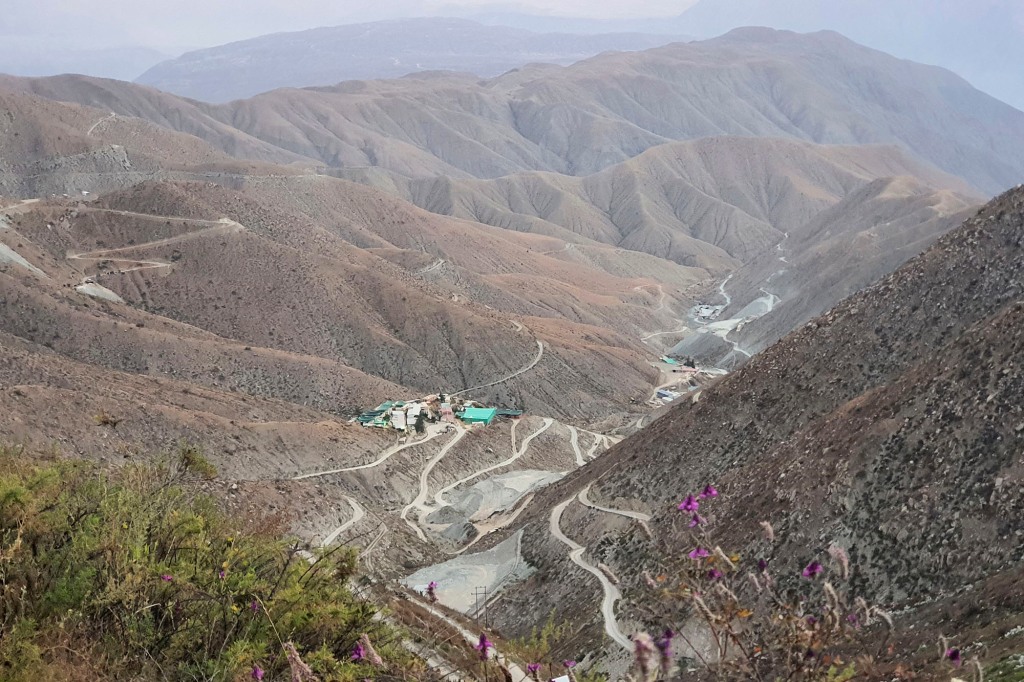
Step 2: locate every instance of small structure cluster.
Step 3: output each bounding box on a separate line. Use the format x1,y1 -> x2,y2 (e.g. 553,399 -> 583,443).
356,394 -> 521,432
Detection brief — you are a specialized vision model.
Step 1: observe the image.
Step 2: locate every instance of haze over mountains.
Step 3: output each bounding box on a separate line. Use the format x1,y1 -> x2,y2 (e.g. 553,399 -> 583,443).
136,18 -> 690,103
2,20 -> 1023,677
463,0 -> 1024,110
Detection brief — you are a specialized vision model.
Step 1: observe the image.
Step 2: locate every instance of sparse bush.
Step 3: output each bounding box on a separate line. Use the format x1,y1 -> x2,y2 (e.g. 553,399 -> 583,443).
92,409 -> 121,427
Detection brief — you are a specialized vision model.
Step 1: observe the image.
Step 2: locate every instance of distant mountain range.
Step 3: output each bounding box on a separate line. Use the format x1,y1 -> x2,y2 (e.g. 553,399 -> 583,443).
135,18 -> 689,102
462,0 -> 1024,111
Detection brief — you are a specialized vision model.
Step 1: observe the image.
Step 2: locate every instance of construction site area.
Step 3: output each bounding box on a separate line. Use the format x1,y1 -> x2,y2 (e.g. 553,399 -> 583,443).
355,394 -> 523,433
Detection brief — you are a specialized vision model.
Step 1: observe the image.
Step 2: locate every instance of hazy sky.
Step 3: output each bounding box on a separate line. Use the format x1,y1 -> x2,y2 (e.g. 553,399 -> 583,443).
0,1 -> 698,50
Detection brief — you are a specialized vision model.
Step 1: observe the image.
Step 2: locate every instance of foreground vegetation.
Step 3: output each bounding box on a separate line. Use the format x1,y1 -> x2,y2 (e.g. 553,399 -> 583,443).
1,443 -> 1018,681
0,445 -> 413,681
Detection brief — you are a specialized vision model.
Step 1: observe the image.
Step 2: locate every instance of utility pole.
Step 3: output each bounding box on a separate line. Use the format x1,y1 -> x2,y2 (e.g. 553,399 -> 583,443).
472,586 -> 490,628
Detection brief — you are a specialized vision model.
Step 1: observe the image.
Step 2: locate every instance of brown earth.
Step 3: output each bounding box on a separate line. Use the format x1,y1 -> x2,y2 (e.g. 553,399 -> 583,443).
477,187 -> 1024,670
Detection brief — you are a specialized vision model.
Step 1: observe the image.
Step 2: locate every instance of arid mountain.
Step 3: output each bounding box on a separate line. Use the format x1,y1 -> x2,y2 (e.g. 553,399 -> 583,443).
677,0 -> 1024,111
2,170 -> 702,422
668,174 -> 979,366
5,29 -> 1023,195
136,18 -> 688,103
386,137 -> 977,265
478,187 -> 1024,667
2,27 -> 1022,676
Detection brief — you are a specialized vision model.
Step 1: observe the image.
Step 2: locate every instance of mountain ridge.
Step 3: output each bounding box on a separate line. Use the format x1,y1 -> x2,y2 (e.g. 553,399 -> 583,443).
135,17 -> 691,103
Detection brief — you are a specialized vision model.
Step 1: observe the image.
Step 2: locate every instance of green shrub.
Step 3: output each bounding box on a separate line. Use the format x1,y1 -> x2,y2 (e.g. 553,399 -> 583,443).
0,445 -> 407,680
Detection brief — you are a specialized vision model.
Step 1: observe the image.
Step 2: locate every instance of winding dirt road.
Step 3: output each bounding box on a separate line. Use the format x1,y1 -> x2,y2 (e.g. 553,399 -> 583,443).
433,418 -> 554,508
452,339 -> 543,397
293,427 -> 447,480
568,425 -> 585,467
86,112 -> 116,136
401,426 -> 468,542
578,483 -> 652,536
68,218 -> 243,277
549,497 -> 631,650
320,496 -> 366,548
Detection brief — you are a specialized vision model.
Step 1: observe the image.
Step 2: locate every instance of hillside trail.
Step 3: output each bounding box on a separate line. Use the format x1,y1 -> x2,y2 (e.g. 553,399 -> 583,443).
1,198 -> 41,220
67,217 -> 244,279
418,258 -> 444,275
549,496 -> 631,650
584,435 -> 604,461
578,483 -> 651,536
638,282 -> 694,343
86,112 -> 116,136
293,424 -> 448,480
451,338 -> 543,397
633,282 -> 668,313
568,425 -> 585,467
320,496 -> 365,548
400,425 -> 469,542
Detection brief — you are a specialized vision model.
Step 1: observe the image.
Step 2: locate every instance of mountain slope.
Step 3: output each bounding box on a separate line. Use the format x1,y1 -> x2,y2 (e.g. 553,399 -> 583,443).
6,29 -> 1023,194
391,137 -> 976,265
136,18 -> 688,102
482,187 -> 1024,659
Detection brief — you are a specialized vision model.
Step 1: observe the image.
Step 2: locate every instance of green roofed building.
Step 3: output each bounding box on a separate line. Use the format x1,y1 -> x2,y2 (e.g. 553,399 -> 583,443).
460,407 -> 498,425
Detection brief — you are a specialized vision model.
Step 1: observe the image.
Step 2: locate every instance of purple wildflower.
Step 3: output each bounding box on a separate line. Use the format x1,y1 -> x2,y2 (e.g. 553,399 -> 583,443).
655,629 -> 673,654
806,616 -> 818,626
688,513 -> 705,528
250,599 -> 260,614
688,547 -> 710,559
476,633 -> 494,660
563,660 -> 577,668
251,665 -> 264,681
527,663 -> 540,673
678,495 -> 700,512
351,641 -> 366,662
699,484 -> 718,499
427,580 -> 438,603
707,568 -> 724,581
945,648 -> 962,667
160,574 -> 173,582
757,558 -> 769,572
846,613 -> 860,628
656,630 -> 674,677
218,569 -> 226,580
801,561 -> 824,579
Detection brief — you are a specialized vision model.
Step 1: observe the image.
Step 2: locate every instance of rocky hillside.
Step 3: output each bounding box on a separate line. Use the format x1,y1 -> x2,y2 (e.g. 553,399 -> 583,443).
486,186 -> 1024,661
136,18 -> 688,102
